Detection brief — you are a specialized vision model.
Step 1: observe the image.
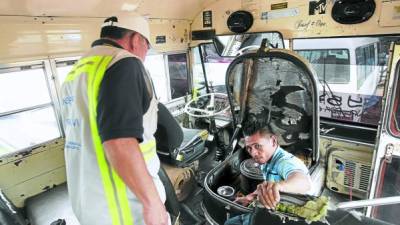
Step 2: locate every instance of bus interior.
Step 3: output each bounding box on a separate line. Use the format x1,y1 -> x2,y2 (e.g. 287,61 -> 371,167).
1,0 -> 400,225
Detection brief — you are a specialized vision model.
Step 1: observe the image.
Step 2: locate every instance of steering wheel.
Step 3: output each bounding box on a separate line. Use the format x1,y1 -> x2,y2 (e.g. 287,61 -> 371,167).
184,92 -> 230,118
236,45 -> 260,56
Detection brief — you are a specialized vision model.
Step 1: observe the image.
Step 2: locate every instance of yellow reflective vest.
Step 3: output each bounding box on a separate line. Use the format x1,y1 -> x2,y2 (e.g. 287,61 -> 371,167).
61,44 -> 165,225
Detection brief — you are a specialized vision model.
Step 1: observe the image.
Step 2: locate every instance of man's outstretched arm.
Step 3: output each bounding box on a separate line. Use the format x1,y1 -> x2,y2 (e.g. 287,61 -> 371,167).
280,171 -> 312,194
257,172 -> 312,209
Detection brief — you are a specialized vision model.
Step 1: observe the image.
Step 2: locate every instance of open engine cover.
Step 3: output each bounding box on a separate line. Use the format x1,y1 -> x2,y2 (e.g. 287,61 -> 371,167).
226,48 -> 319,153
202,45 -> 321,225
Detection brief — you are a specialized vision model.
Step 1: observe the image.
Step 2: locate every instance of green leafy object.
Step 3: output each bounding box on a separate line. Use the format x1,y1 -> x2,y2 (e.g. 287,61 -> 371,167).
275,196 -> 329,223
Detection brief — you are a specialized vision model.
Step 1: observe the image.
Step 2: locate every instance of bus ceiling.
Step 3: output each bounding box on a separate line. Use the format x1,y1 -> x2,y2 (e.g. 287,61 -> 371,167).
0,0 -> 399,61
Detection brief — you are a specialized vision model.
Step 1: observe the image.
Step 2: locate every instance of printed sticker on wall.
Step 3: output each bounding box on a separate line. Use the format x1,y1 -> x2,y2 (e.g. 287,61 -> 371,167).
309,0 -> 327,15
156,35 -> 166,44
261,8 -> 299,20
271,2 -> 288,10
203,11 -> 212,28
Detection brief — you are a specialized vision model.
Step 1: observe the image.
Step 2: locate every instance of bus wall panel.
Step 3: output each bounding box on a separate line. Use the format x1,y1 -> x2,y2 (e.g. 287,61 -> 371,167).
0,139 -> 66,208
191,0 -> 400,43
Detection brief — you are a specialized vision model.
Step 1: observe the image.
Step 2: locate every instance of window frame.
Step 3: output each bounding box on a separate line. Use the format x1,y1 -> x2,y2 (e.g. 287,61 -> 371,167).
0,60 -> 64,156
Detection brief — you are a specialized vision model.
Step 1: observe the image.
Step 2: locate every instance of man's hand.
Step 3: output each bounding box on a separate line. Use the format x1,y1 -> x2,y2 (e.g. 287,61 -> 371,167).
257,181 -> 281,210
103,138 -> 170,225
143,201 -> 169,225
234,192 -> 257,206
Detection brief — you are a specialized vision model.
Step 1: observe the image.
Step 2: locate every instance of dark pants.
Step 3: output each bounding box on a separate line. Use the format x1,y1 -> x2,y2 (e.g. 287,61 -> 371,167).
224,213 -> 251,225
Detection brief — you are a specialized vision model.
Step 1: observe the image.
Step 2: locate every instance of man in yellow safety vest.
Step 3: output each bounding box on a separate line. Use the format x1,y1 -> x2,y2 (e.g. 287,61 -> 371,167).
61,12 -> 169,225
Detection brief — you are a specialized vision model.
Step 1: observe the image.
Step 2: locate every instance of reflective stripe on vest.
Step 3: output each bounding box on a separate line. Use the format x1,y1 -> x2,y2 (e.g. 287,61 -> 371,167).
66,55 -> 157,225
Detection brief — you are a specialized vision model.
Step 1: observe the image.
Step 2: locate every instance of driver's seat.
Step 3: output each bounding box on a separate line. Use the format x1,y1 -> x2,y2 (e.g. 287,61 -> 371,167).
155,103 -> 208,167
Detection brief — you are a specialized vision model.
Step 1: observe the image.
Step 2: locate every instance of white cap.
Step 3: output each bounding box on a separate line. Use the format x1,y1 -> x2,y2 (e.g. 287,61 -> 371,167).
102,12 -> 150,42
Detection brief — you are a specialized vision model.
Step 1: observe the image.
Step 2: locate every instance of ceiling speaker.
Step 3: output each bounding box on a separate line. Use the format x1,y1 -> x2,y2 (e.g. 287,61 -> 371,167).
332,0 -> 376,24
227,10 -> 253,33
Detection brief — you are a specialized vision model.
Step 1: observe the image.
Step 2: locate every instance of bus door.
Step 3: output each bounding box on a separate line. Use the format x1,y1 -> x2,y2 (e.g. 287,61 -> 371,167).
366,42 -> 400,224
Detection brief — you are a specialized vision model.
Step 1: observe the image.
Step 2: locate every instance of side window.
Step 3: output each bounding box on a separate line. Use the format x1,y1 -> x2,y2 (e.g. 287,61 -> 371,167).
293,36 -> 400,126
191,44 -> 233,95
145,55 -> 169,102
296,49 -> 350,84
200,43 -> 233,93
284,39 -> 290,49
53,59 -> 78,108
146,53 -> 190,101
55,60 -> 77,87
191,46 -> 207,95
167,53 -> 190,99
356,44 -> 376,89
0,63 -> 61,156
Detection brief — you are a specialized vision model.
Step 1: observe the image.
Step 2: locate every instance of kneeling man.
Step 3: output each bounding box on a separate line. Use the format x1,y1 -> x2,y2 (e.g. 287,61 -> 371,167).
225,126 -> 312,225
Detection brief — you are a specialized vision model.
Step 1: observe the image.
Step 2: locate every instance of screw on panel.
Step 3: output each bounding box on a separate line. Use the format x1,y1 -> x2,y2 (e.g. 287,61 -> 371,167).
385,144 -> 394,163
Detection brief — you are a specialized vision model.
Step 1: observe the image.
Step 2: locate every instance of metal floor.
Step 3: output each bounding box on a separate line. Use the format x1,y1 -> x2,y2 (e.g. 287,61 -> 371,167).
26,184 -> 79,225
24,151 -> 219,225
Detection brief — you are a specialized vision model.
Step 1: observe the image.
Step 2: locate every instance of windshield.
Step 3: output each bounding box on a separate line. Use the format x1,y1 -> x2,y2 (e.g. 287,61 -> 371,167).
192,43 -> 233,93
294,36 -> 400,126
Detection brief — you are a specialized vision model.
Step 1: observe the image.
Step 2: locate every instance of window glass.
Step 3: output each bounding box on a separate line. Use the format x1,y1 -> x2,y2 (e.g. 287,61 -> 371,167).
191,46 -> 207,94
0,105 -> 60,156
356,44 -> 377,89
144,55 -> 169,102
55,61 -> 76,86
56,66 -> 73,86
0,67 -> 51,114
284,39 -> 290,49
200,43 -> 233,93
168,53 -> 189,99
293,36 -> 400,126
0,65 -> 60,155
296,49 -> 350,84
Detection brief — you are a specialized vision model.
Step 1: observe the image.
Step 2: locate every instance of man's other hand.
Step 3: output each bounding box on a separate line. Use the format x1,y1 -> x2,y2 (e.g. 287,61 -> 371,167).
234,192 -> 257,206
257,181 -> 281,210
143,201 -> 169,225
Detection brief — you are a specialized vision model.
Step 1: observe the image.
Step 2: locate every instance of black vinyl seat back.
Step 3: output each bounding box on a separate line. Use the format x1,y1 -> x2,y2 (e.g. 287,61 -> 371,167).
155,103 -> 207,166
155,102 -> 184,154
225,47 -> 320,160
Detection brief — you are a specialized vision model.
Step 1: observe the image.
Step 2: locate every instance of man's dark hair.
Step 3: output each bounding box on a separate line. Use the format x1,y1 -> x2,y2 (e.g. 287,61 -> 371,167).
243,125 -> 273,138
100,17 -> 133,39
100,26 -> 133,39
242,119 -> 274,138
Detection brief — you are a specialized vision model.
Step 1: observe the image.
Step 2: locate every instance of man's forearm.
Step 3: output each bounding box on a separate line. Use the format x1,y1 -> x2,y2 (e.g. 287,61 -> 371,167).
279,172 -> 312,194
103,137 -> 163,207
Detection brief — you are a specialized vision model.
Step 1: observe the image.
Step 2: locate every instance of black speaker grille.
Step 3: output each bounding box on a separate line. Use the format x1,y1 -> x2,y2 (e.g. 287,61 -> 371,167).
332,0 -> 376,24
227,10 -> 254,33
